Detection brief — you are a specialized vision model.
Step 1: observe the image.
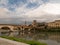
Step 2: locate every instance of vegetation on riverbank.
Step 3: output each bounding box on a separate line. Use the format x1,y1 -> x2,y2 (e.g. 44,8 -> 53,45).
0,36 -> 47,45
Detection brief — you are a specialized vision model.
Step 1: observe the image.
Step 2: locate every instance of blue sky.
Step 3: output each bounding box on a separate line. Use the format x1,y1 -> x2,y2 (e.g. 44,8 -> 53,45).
0,0 -> 60,24
0,0 -> 48,11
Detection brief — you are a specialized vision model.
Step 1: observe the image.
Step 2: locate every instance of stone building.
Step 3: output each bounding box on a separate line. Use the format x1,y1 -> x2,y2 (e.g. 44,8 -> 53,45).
47,20 -> 60,29
32,20 -> 38,27
32,20 -> 46,29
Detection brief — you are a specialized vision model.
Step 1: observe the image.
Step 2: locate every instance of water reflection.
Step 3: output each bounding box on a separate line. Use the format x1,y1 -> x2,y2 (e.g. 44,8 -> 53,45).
0,30 -> 60,43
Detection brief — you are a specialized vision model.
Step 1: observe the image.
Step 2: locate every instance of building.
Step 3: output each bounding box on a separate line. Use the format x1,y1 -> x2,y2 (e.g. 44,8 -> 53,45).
47,20 -> 60,29
32,20 -> 38,27
31,20 -> 46,29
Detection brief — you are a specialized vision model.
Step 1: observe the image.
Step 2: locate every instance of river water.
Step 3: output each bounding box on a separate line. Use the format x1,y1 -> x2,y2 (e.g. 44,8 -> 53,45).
0,30 -> 60,45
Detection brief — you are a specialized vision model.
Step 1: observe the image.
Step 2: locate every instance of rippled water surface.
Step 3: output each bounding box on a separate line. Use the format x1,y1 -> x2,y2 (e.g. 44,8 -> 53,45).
0,30 -> 60,45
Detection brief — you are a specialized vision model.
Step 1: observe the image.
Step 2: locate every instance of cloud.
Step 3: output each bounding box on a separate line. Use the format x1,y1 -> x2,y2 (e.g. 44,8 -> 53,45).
42,3 -> 60,15
0,7 -> 20,18
0,0 -> 8,7
15,0 -> 48,18
49,0 -> 60,3
24,3 -> 60,22
0,0 -> 60,24
0,7 -> 10,18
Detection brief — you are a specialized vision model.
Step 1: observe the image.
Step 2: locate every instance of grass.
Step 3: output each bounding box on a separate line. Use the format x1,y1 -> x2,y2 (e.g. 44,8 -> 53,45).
0,36 -> 47,45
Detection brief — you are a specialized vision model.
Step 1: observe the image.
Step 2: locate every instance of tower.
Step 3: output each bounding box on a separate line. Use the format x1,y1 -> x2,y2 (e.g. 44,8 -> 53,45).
24,20 -> 27,26
32,20 -> 37,27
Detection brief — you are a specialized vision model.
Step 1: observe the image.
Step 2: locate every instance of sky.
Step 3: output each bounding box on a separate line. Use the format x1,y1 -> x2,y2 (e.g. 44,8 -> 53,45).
0,0 -> 60,24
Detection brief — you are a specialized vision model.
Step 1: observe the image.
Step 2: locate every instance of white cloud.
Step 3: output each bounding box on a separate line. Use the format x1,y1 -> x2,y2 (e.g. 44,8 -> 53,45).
0,7 -> 10,18
49,0 -> 60,3
25,3 -> 60,16
1,2 -> 59,22
0,0 -> 8,6
0,0 -> 46,18
24,3 -> 60,22
42,3 -> 60,15
28,0 -> 44,4
0,7 -> 18,18
0,0 -> 60,23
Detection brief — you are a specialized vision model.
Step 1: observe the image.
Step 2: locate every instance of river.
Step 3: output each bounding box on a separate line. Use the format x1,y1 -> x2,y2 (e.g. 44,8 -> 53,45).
0,30 -> 60,45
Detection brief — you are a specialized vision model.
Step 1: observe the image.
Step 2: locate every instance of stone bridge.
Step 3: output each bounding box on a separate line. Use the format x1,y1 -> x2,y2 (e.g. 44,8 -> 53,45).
0,24 -> 45,31
0,24 -> 33,36
0,24 -> 33,32
0,24 -> 21,31
0,24 -> 45,36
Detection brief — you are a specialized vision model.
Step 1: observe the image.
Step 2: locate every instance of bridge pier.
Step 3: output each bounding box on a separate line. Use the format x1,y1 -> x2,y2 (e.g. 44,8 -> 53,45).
21,28 -> 25,35
18,28 -> 25,36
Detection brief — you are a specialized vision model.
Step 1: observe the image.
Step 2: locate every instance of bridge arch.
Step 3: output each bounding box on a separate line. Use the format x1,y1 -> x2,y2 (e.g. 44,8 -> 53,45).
1,26 -> 10,30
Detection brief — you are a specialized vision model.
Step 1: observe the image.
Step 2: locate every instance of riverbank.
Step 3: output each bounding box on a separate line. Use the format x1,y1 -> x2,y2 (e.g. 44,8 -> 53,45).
0,37 -> 29,45
0,36 -> 47,45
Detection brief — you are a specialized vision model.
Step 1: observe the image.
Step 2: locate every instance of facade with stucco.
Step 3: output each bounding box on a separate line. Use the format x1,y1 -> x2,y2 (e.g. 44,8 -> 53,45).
47,20 -> 60,29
